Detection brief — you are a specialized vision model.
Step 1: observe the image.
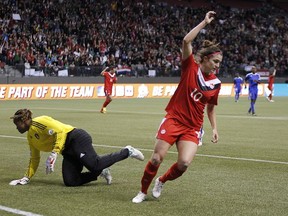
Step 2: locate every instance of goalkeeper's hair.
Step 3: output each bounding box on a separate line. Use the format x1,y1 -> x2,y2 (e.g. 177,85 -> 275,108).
10,109 -> 32,122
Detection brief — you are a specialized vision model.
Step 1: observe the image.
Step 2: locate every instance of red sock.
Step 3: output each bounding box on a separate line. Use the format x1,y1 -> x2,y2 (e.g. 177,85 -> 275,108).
102,98 -> 111,108
268,94 -> 272,100
141,161 -> 160,194
159,162 -> 185,183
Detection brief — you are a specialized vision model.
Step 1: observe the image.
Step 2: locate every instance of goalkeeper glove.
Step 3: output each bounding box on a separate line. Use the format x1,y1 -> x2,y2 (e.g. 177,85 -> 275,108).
9,177 -> 29,186
46,152 -> 57,174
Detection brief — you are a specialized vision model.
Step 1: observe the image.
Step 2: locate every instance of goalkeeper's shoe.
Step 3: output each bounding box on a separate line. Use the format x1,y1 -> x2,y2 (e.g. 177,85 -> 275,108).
100,168 -> 112,185
132,191 -> 147,203
125,145 -> 144,161
9,177 -> 29,186
100,107 -> 106,114
152,177 -> 164,198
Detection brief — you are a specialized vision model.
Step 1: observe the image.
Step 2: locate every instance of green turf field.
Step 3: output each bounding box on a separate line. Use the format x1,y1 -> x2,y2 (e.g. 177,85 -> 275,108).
0,97 -> 288,216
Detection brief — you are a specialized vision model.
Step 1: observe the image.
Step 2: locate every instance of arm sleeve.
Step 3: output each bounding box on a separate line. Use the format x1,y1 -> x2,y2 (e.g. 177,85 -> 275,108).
25,144 -> 40,179
53,130 -> 68,154
208,85 -> 221,105
244,75 -> 249,82
181,54 -> 194,76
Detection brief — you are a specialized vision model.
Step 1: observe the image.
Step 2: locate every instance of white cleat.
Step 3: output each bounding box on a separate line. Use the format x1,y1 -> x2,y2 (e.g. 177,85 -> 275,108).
152,177 -> 164,198
126,145 -> 144,161
100,168 -> 112,185
132,191 -> 147,203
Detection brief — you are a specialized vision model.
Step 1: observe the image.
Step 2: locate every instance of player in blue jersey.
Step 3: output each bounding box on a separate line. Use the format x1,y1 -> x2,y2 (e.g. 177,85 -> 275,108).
245,66 -> 261,116
233,73 -> 243,102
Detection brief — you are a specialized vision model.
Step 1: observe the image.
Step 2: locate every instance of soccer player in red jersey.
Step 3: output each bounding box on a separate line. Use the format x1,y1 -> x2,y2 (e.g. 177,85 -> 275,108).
132,11 -> 222,203
100,66 -> 117,113
267,67 -> 276,102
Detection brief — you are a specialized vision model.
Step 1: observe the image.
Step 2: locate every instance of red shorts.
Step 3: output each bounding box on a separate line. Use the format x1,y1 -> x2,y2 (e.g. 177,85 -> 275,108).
104,89 -> 112,96
156,118 -> 200,145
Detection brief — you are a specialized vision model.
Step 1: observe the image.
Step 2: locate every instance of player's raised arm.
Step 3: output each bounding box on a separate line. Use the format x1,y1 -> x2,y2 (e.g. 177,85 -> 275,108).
272,68 -> 277,76
100,66 -> 109,76
182,11 -> 216,60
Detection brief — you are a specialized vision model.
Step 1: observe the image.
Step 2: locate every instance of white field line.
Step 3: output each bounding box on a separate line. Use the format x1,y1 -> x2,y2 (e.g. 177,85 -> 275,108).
2,106 -> 288,120
0,205 -> 43,216
1,135 -> 288,165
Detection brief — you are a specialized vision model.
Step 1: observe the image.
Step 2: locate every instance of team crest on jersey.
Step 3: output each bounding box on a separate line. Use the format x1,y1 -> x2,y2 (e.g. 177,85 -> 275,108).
48,129 -> 54,135
34,133 -> 40,139
160,129 -> 166,134
197,68 -> 220,91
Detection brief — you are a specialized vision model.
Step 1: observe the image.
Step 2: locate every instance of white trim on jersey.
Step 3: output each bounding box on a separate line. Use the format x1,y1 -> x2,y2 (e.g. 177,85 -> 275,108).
106,72 -> 116,78
197,68 -> 221,90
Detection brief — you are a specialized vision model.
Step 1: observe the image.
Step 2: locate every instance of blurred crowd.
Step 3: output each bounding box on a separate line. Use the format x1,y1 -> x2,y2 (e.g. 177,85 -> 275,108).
0,0 -> 287,77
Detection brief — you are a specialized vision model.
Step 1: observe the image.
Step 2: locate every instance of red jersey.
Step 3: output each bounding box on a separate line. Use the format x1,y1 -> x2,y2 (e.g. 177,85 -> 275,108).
165,54 -> 221,130
103,71 -> 117,92
268,74 -> 275,90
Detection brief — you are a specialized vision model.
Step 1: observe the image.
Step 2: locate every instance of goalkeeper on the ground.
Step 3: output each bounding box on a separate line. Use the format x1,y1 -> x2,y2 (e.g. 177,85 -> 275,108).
9,109 -> 144,186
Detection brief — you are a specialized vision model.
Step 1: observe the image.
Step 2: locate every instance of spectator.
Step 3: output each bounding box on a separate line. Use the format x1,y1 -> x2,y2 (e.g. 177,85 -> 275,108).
0,0 -> 287,77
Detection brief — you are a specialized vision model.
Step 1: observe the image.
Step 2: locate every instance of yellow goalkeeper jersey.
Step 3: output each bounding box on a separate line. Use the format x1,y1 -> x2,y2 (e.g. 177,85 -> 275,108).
25,116 -> 75,178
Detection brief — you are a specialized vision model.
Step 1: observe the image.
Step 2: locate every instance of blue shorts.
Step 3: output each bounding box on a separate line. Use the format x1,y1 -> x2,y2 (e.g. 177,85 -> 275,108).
249,89 -> 258,100
234,87 -> 241,94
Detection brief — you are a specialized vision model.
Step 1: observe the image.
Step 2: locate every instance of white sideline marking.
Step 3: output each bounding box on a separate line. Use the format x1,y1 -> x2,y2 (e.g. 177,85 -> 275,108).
1,134 -> 287,165
92,144 -> 288,165
5,106 -> 288,120
0,205 -> 43,216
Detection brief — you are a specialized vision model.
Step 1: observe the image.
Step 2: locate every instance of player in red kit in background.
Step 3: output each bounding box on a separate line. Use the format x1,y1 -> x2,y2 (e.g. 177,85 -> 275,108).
266,67 -> 276,102
132,11 -> 222,203
100,66 -> 117,113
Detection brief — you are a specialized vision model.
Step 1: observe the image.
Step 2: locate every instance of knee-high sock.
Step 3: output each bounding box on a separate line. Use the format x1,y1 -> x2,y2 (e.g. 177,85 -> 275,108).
102,98 -> 111,108
235,93 -> 239,101
141,161 -> 160,194
159,162 -> 185,183
268,93 -> 272,100
251,101 -> 255,113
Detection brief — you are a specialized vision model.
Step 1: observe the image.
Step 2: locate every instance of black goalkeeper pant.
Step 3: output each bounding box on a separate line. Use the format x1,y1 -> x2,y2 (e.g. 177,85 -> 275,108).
61,128 -> 129,186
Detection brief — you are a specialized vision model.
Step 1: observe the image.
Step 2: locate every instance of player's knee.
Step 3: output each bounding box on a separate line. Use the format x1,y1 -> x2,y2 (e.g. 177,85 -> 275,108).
177,161 -> 190,171
63,178 -> 82,187
151,154 -> 162,166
